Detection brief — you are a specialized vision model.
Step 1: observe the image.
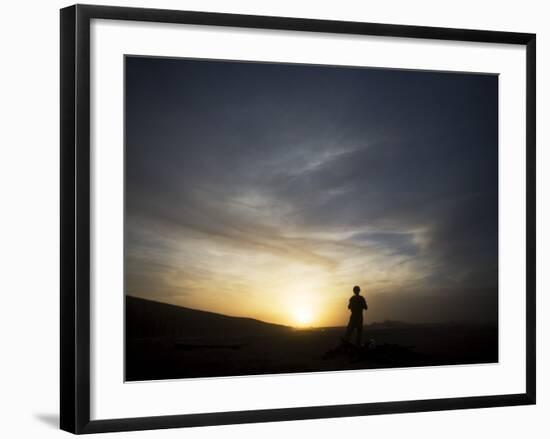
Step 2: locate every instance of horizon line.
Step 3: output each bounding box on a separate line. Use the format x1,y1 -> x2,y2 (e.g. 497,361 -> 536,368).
125,294 -> 497,329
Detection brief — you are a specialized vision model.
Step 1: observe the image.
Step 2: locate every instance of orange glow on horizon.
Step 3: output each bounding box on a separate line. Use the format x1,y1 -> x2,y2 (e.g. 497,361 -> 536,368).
291,306 -> 314,327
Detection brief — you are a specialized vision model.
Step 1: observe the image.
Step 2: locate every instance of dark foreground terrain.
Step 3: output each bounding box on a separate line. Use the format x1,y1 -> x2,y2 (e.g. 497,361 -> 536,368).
126,296 -> 498,381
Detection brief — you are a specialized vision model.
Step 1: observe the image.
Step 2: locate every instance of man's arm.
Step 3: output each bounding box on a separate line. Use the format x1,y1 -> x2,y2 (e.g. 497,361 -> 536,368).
363,297 -> 368,310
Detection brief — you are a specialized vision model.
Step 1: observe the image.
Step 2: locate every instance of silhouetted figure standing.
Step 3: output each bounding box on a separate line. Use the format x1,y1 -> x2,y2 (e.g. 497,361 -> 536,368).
344,285 -> 368,346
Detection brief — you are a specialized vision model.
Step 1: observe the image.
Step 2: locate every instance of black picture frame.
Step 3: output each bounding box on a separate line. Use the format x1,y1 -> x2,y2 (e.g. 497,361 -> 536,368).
60,4 -> 536,434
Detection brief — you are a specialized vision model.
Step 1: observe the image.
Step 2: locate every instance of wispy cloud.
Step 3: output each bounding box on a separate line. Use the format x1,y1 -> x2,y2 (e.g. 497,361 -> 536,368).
125,56 -> 498,326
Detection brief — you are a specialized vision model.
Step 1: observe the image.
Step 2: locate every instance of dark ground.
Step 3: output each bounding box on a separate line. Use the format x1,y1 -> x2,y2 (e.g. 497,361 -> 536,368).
125,296 -> 498,381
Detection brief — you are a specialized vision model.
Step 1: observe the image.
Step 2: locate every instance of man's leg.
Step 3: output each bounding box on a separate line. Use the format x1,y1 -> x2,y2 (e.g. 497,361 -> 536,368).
344,317 -> 353,341
356,322 -> 363,347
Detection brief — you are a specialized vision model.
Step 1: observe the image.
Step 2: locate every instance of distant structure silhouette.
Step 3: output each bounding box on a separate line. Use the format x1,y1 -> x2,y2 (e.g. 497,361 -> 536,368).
344,285 -> 368,346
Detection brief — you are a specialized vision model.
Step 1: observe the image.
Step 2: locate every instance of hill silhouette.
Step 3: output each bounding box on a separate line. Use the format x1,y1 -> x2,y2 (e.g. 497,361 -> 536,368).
125,295 -> 498,381
126,295 -> 291,338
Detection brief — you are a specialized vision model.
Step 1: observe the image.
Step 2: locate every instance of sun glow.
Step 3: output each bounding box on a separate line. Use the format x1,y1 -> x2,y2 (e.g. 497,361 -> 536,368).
292,307 -> 314,327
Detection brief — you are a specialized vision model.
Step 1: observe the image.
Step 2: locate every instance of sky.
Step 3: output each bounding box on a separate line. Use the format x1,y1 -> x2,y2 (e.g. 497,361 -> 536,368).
125,56 -> 498,328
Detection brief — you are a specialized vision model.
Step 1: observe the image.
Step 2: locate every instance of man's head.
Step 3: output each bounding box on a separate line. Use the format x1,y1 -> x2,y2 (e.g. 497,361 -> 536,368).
353,285 -> 361,295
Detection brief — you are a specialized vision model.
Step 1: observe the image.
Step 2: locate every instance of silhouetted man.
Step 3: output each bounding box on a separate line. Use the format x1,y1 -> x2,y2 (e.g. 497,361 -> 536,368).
344,285 -> 367,346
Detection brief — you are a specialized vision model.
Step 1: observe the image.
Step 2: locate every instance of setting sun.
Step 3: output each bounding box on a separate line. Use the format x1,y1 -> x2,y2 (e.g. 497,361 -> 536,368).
292,307 -> 314,327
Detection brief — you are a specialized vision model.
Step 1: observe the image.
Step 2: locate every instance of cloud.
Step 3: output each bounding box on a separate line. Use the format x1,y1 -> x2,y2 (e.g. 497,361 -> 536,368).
124,56 -> 498,325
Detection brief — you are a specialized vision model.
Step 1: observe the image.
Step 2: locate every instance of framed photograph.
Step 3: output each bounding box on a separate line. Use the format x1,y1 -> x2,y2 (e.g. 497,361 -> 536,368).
60,4 -> 536,434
